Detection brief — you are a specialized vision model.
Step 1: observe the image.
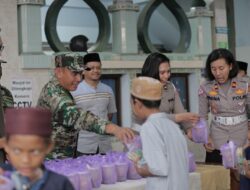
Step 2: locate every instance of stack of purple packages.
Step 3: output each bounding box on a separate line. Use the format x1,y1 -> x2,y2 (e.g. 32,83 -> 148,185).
44,151 -> 143,188
188,152 -> 196,172
220,140 -> 237,169
192,118 -> 208,144
45,157 -> 92,190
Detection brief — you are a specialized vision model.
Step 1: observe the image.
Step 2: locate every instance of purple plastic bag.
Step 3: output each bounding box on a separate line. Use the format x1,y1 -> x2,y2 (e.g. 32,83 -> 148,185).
127,160 -> 142,180
101,163 -> 117,184
0,175 -> 14,190
188,152 -> 196,172
78,171 -> 92,190
220,141 -> 236,169
125,136 -> 143,160
116,162 -> 129,182
115,154 -> 129,182
87,164 -> 102,188
67,173 -> 80,190
192,118 -> 208,144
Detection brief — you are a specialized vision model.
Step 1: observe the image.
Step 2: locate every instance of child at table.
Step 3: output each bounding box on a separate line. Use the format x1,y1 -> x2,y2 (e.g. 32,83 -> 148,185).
0,107 -> 74,190
128,76 -> 189,190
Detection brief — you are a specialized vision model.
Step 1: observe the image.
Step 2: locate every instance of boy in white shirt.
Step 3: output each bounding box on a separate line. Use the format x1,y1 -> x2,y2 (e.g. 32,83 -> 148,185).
129,76 -> 189,190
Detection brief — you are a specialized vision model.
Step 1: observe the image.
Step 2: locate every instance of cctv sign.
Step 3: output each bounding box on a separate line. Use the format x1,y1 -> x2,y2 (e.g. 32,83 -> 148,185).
11,78 -> 33,107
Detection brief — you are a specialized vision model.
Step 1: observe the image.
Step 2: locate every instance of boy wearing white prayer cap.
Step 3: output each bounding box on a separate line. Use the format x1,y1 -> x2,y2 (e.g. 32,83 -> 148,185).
129,76 -> 189,190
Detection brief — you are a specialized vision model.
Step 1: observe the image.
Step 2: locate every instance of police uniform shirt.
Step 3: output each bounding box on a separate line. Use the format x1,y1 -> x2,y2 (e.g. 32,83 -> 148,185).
160,81 -> 193,131
199,76 -> 250,149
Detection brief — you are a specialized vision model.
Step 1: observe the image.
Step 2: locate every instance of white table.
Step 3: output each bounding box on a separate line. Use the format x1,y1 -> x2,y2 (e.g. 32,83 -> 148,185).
96,172 -> 201,190
96,178 -> 146,190
97,164 -> 231,190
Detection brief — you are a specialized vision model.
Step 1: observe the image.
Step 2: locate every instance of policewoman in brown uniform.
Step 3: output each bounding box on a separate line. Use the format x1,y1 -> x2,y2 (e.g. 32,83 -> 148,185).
141,53 -> 199,134
199,48 -> 250,190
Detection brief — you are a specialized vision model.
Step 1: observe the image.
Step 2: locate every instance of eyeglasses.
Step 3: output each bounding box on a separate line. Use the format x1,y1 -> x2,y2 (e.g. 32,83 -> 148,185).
84,67 -> 92,71
0,45 -> 4,52
84,66 -> 101,71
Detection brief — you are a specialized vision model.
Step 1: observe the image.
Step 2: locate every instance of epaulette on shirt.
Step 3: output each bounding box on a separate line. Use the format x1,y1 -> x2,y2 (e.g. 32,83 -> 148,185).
203,80 -> 214,85
237,76 -> 250,92
238,76 -> 250,83
198,80 -> 216,96
201,80 -> 214,88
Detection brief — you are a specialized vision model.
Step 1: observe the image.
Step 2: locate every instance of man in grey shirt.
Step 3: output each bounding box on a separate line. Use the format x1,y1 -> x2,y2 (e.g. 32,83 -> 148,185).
71,52 -> 117,154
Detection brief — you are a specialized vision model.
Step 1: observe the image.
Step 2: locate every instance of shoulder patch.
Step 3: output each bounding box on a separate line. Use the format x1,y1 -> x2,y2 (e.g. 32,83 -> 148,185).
235,89 -> 245,95
208,90 -> 218,96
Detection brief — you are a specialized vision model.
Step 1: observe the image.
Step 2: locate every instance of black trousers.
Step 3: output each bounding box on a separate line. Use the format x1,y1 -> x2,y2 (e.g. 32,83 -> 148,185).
206,149 -> 240,190
205,149 -> 222,164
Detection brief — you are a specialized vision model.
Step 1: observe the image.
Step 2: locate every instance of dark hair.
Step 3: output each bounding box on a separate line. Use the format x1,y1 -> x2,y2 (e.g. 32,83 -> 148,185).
131,95 -> 161,109
205,48 -> 238,81
237,61 -> 248,73
141,52 -> 170,81
69,35 -> 88,52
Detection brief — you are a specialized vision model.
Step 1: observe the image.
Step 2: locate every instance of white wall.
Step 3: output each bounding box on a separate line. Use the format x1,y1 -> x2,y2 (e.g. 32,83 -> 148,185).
234,0 -> 250,74
120,74 -> 132,127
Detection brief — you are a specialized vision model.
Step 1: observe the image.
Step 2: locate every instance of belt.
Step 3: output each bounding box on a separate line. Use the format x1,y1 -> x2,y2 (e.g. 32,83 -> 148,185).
213,115 -> 247,126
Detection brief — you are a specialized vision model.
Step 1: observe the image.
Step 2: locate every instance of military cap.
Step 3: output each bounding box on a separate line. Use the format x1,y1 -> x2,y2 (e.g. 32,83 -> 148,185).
83,53 -> 101,65
55,52 -> 84,72
131,76 -> 162,101
237,61 -> 248,72
5,107 -> 52,137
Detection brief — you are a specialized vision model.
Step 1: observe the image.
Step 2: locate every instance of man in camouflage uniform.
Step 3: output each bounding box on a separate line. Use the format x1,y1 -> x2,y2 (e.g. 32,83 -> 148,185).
0,31 -> 14,110
37,52 -> 134,159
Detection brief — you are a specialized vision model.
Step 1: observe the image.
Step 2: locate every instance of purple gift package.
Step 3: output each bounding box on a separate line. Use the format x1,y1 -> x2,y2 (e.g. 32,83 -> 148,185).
192,118 -> 208,144
220,140 -> 237,169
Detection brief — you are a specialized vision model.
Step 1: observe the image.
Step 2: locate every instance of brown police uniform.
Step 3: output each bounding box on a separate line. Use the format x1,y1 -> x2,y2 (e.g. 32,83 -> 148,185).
133,81 -> 192,131
199,77 -> 250,149
160,81 -> 193,131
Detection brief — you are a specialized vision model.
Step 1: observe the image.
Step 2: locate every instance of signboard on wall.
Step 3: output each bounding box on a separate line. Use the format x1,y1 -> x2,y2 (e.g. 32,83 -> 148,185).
11,78 -> 33,107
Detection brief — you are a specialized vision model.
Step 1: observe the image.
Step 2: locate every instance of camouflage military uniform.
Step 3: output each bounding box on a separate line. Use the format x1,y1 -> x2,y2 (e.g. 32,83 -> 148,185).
199,77 -> 250,149
37,76 -> 109,159
0,85 -> 14,110
159,81 -> 193,131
